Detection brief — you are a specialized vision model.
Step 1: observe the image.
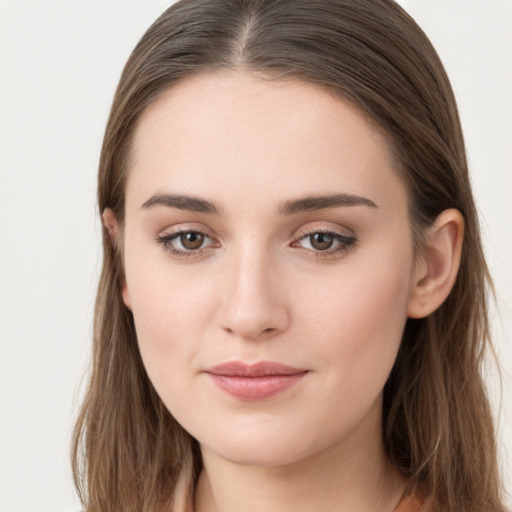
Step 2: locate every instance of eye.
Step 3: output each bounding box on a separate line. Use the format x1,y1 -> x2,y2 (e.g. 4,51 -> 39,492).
177,231 -> 206,250
304,232 -> 336,251
292,229 -> 357,257
156,229 -> 217,257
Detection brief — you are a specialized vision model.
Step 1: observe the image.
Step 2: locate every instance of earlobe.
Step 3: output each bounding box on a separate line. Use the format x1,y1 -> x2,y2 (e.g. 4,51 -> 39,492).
102,208 -> 132,310
121,280 -> 132,310
407,209 -> 464,319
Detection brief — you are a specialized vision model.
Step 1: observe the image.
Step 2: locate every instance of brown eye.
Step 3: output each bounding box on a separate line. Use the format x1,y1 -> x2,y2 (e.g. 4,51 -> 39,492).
292,230 -> 357,257
156,229 -> 215,256
180,232 -> 205,250
309,232 -> 334,250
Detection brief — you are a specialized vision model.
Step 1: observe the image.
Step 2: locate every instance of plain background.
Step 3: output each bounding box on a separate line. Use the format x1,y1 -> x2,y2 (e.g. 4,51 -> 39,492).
0,1 -> 510,510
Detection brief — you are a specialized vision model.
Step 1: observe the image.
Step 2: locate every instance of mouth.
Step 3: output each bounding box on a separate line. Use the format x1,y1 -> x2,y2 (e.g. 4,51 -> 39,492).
203,361 -> 309,400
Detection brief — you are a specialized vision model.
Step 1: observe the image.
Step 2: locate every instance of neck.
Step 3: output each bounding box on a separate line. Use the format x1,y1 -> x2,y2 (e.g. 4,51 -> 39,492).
194,400 -> 407,512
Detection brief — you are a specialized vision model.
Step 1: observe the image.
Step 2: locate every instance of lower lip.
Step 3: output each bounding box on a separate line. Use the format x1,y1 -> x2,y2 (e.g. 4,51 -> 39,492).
206,373 -> 307,400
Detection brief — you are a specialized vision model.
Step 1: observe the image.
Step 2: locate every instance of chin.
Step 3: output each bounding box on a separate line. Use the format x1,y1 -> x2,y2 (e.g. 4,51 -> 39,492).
210,443 -> 305,468
197,423 -> 334,469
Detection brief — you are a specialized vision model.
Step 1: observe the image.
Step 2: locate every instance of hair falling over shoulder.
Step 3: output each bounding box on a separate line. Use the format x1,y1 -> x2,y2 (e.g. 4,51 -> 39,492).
72,1 -> 507,511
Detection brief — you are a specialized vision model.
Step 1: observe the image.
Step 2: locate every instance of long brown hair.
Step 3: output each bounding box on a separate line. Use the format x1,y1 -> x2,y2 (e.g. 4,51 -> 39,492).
72,1 -> 505,511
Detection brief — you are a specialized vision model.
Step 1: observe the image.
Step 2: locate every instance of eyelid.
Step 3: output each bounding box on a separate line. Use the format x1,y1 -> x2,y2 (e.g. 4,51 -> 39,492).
290,224 -> 357,258
154,222 -> 357,259
291,222 -> 355,241
155,224 -> 221,258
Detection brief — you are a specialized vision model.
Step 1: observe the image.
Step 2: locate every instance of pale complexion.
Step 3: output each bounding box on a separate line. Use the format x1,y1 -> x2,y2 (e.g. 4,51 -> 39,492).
104,72 -> 463,512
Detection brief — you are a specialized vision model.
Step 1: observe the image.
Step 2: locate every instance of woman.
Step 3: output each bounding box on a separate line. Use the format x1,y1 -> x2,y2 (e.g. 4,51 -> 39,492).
72,1 -> 506,511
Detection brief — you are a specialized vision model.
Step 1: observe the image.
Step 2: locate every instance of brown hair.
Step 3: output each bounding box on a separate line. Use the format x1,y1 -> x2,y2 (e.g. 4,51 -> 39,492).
72,1 -> 505,511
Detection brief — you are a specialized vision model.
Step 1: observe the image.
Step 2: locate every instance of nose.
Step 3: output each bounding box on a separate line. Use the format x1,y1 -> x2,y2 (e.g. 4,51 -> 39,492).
218,247 -> 290,341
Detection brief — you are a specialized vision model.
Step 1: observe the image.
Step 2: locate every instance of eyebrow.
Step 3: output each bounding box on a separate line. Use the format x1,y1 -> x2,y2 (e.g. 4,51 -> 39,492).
141,193 -> 222,214
140,192 -> 377,215
280,193 -> 377,214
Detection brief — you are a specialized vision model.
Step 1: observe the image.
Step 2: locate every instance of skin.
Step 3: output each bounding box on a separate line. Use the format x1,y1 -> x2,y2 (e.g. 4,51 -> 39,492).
104,72 -> 464,512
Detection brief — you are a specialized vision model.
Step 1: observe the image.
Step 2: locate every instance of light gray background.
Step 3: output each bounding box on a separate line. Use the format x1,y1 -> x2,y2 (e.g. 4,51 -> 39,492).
0,1 -> 510,510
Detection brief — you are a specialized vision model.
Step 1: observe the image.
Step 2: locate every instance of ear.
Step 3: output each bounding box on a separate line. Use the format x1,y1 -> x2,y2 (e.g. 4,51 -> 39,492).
407,209 -> 464,319
102,208 -> 132,310
102,207 -> 120,247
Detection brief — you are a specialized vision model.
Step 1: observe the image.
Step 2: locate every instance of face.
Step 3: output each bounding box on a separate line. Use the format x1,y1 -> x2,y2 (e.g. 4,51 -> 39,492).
120,72 -> 418,467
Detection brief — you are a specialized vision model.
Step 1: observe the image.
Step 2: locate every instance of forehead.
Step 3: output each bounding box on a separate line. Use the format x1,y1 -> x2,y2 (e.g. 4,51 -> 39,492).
126,72 -> 406,213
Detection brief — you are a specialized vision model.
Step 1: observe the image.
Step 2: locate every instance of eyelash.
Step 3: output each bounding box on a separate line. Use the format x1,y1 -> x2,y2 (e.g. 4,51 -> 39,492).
155,228 -> 218,259
155,227 -> 357,259
291,229 -> 357,258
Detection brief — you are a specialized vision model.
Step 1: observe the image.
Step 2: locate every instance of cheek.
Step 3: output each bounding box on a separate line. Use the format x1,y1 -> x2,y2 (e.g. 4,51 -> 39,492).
280,248 -> 414,448
130,275 -> 213,346
126,270 -> 219,425
122,237 -> 219,390
296,247 -> 413,390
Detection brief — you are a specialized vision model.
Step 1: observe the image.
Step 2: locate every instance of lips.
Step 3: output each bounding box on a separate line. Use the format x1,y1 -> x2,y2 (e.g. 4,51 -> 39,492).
204,361 -> 308,400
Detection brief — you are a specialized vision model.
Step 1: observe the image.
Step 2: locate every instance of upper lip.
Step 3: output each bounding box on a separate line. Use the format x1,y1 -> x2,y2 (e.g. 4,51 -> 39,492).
205,361 -> 308,377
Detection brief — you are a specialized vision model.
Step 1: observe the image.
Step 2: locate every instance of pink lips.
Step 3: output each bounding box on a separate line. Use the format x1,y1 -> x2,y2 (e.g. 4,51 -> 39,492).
204,361 -> 308,400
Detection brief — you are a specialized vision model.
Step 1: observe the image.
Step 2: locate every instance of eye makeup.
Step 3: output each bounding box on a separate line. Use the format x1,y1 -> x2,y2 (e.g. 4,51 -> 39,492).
291,229 -> 357,259
155,223 -> 357,261
155,227 -> 219,259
